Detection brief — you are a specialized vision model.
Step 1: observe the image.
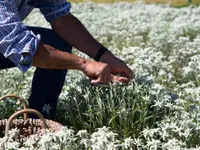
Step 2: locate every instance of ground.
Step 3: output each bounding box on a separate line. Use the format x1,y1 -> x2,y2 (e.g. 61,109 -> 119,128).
69,0 -> 200,7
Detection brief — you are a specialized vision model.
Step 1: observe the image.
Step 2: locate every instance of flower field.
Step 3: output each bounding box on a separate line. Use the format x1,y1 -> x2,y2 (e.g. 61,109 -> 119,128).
1,1 -> 200,150
69,0 -> 200,7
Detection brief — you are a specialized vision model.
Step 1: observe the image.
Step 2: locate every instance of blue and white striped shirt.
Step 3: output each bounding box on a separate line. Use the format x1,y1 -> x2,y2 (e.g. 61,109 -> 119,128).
0,0 -> 71,72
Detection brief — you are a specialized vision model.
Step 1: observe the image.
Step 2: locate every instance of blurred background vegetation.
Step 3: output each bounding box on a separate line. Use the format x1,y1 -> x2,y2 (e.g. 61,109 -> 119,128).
68,0 -> 200,7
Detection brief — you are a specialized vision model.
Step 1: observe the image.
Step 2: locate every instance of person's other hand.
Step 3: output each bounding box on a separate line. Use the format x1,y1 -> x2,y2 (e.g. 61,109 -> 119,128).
82,59 -> 112,84
99,51 -> 134,83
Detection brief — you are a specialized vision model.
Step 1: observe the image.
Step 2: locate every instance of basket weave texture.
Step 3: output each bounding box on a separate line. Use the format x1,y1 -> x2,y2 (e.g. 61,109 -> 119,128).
0,94 -> 63,142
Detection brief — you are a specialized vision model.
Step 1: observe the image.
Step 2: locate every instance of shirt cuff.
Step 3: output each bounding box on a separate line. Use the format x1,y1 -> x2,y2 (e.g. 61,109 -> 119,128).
7,32 -> 41,73
42,2 -> 71,22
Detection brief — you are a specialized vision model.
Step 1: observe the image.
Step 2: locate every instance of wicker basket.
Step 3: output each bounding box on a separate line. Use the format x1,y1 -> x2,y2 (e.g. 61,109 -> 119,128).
0,94 -> 63,142
0,94 -> 28,119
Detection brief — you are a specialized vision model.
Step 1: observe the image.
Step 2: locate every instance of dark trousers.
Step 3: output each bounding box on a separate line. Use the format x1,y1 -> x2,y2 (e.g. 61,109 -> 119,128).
0,26 -> 72,119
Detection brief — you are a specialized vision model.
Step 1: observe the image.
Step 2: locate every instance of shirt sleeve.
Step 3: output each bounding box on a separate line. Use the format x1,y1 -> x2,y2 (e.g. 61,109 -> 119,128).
0,1 -> 41,72
31,0 -> 71,22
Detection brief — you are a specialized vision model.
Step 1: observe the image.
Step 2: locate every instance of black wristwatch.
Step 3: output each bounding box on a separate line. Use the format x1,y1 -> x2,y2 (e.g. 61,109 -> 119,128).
94,47 -> 108,61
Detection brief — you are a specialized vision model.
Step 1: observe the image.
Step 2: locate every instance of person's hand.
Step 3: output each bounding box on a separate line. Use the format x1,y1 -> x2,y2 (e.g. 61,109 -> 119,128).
99,51 -> 134,83
81,59 -> 112,84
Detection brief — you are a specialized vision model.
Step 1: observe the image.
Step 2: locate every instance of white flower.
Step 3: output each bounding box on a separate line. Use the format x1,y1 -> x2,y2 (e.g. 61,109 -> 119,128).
42,103 -> 52,117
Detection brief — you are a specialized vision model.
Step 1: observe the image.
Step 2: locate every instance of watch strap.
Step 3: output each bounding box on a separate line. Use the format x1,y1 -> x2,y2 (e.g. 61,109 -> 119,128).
94,47 -> 108,61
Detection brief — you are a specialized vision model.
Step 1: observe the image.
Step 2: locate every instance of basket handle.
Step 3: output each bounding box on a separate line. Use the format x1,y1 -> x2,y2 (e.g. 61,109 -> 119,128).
0,94 -> 28,120
5,109 -> 46,137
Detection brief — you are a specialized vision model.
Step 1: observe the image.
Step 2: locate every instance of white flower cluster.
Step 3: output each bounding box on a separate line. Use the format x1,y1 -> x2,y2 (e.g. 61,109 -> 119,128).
1,1 -> 200,150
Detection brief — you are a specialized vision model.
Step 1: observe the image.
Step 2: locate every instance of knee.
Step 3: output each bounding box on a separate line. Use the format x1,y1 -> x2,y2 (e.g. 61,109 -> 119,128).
50,32 -> 73,53
28,27 -> 72,53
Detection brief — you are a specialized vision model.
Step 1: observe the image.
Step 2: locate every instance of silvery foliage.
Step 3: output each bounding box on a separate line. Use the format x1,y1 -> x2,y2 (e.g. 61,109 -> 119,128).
1,1 -> 200,149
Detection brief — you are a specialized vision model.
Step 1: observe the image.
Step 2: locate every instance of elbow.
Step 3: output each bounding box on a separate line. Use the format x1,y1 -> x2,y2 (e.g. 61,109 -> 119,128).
51,13 -> 73,31
32,43 -> 57,69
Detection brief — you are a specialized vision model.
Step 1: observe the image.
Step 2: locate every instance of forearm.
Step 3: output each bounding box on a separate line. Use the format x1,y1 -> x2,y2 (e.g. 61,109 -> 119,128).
50,13 -> 103,59
32,42 -> 86,70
